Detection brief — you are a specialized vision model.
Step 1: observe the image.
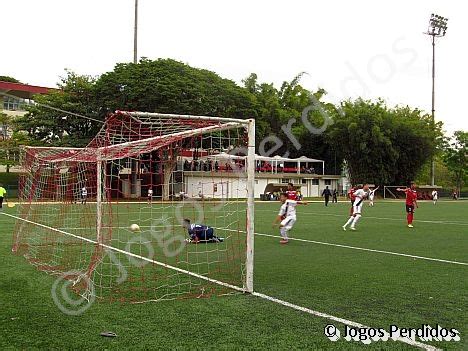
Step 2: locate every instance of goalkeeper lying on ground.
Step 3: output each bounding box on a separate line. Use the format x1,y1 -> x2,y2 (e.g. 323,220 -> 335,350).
183,219 -> 224,243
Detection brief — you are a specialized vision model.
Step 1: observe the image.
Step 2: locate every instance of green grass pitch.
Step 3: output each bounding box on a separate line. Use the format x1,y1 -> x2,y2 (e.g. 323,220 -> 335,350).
0,200 -> 467,350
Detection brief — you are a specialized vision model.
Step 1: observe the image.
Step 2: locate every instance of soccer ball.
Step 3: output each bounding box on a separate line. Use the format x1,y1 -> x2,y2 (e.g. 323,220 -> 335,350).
130,224 -> 141,232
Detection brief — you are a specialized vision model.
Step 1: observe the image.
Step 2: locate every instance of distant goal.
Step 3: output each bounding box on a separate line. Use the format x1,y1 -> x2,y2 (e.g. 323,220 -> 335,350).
383,186 -> 406,199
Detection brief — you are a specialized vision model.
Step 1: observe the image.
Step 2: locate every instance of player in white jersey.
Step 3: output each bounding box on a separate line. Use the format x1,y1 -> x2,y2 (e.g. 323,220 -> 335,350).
81,186 -> 88,204
431,189 -> 438,205
272,192 -> 307,244
147,188 -> 153,204
342,184 -> 369,231
368,186 -> 379,206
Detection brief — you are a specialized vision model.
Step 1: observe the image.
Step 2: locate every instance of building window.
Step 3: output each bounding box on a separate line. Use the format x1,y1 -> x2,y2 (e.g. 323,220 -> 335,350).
312,179 -> 319,185
3,96 -> 26,111
281,179 -> 290,184
301,179 -> 306,184
325,179 -> 332,185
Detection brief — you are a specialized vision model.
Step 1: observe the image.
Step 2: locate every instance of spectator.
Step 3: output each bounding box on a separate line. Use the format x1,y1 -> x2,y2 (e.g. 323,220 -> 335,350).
332,189 -> 338,203
321,186 -> 332,206
0,183 -> 6,209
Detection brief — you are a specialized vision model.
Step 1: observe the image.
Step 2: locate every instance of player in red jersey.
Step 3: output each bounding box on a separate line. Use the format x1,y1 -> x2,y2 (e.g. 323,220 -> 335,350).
397,182 -> 419,228
347,185 -> 357,216
286,183 -> 298,200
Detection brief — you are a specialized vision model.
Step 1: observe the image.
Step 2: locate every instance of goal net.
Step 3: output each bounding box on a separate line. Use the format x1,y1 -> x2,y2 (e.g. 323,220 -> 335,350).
12,111 -> 255,304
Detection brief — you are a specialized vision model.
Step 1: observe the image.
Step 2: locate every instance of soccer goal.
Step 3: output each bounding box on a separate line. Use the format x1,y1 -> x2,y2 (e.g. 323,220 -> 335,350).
12,111 -> 255,303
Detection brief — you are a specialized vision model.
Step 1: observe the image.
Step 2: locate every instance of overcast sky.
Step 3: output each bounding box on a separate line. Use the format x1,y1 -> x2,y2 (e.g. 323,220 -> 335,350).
2,0 -> 466,133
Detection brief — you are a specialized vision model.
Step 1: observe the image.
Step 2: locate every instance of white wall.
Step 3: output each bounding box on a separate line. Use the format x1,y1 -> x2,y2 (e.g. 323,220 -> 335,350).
185,175 -> 248,199
184,175 -> 340,199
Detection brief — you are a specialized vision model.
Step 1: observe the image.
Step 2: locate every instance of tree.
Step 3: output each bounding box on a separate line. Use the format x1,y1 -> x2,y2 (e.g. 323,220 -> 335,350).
17,70 -> 100,147
0,112 -> 10,140
93,59 -> 259,198
94,58 -> 257,120
243,72 -> 344,173
443,131 -> 468,193
0,114 -> 32,172
0,113 -> 15,172
415,156 -> 453,188
328,99 -> 441,185
0,76 -> 20,83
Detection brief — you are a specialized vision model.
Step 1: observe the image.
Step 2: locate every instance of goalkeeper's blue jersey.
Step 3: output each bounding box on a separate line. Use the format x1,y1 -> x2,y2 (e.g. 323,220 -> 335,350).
187,224 -> 214,240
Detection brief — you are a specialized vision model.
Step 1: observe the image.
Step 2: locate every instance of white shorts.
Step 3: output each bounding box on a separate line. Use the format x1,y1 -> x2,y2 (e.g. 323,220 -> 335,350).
352,204 -> 362,215
280,217 -> 296,230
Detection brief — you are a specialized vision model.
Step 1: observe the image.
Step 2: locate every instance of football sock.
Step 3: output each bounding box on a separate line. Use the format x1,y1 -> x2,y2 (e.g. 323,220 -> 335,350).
344,216 -> 354,227
351,214 -> 361,227
280,227 -> 288,240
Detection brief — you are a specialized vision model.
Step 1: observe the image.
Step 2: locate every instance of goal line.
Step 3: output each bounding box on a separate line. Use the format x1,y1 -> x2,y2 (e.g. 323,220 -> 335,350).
5,212 -> 244,293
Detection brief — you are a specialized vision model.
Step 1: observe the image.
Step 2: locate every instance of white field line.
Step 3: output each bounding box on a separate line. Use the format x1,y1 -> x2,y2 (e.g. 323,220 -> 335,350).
251,291 -> 441,351
255,209 -> 468,226
12,199 -> 468,205
3,212 -> 244,291
216,228 -> 468,266
8,222 -> 466,266
2,212 -> 439,351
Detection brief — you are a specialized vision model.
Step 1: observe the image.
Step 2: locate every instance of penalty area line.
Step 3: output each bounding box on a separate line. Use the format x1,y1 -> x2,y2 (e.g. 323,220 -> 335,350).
255,209 -> 468,226
217,228 -> 468,266
3,212 -> 439,350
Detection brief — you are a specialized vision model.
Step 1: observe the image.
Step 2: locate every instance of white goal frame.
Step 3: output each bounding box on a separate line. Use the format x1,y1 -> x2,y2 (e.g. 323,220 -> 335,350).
123,112 -> 256,293
14,111 -> 256,296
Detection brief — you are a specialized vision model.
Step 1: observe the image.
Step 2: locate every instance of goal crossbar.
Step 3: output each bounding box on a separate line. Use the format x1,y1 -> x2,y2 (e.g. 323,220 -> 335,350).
23,121 -> 245,163
122,110 -> 251,125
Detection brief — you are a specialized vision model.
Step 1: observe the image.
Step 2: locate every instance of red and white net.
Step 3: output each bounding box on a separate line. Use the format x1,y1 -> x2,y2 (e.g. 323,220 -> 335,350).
12,111 -> 252,303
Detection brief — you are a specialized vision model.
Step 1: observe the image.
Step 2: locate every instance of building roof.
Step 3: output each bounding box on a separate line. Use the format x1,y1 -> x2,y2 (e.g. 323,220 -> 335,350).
0,81 -> 53,99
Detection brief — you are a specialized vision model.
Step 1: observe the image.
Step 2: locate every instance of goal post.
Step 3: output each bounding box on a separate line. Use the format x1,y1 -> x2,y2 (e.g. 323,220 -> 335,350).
12,111 -> 256,303
245,118 -> 255,293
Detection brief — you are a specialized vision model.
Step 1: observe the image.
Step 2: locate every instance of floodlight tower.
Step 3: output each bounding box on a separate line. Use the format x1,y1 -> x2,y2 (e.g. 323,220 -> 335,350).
133,0 -> 138,64
425,13 -> 448,186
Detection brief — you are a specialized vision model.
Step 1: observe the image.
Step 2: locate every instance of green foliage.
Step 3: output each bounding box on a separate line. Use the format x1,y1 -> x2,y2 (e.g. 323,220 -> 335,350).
94,58 -> 257,120
243,72 -> 343,173
19,60 -> 259,147
443,131 -> 468,192
328,99 -> 441,185
415,157 -> 452,188
16,70 -> 100,147
0,114 -> 17,172
13,60 -> 444,181
0,76 -> 20,83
